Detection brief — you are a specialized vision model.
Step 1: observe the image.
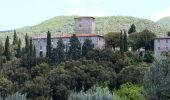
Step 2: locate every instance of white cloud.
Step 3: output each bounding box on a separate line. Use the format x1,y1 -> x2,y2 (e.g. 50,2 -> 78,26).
150,6 -> 170,21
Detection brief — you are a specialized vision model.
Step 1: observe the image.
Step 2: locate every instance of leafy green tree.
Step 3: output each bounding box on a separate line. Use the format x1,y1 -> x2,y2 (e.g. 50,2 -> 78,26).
105,32 -> 120,50
23,76 -> 52,99
46,30 -> 52,59
16,38 -> 21,58
120,30 -> 124,53
124,30 -> 128,52
82,39 -> 93,57
117,66 -> 144,85
4,36 -> 11,61
144,57 -> 170,100
57,37 -> 65,63
115,83 -> 144,100
13,30 -> 18,45
129,29 -> 156,51
128,24 -> 136,34
68,34 -> 81,60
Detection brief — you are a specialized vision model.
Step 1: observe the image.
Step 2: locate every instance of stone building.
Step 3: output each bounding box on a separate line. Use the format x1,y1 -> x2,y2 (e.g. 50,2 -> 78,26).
32,16 -> 105,57
75,17 -> 95,34
33,34 -> 104,57
154,37 -> 170,56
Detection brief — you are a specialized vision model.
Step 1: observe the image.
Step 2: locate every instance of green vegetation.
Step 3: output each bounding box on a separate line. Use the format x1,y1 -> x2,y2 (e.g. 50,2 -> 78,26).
68,34 -> 81,60
0,17 -> 169,100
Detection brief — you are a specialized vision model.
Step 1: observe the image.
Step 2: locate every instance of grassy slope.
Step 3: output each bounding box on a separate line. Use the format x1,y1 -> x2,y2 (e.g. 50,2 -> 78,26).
157,16 -> 170,32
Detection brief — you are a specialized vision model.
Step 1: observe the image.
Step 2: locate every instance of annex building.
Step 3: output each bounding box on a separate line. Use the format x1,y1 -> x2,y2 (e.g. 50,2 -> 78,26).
154,36 -> 170,56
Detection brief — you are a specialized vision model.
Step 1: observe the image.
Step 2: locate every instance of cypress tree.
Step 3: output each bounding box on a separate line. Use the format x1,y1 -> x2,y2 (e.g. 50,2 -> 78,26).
0,40 -> 3,54
128,24 -> 136,34
82,39 -> 93,57
4,36 -> 11,60
25,33 -> 29,53
57,37 -> 65,63
29,38 -> 33,56
46,30 -> 52,59
13,30 -> 18,45
32,45 -> 37,66
0,40 -> 3,67
16,38 -> 21,58
120,30 -> 124,53
124,30 -> 128,52
68,34 -> 81,60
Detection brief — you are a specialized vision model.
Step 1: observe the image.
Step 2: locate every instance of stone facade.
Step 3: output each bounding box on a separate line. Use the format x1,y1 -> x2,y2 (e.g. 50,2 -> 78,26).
75,17 -> 95,34
33,34 -> 105,57
154,37 -> 170,56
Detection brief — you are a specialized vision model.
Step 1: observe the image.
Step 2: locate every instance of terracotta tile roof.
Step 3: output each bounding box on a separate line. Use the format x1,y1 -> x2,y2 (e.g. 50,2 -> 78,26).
155,36 -> 170,39
33,33 -> 104,39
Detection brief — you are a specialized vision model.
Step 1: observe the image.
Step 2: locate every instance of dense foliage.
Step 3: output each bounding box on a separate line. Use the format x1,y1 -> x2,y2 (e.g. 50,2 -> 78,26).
0,26 -> 163,100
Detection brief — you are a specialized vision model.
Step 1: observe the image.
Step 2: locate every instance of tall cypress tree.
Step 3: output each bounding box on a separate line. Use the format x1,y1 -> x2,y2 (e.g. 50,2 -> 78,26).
120,30 -> 124,53
57,37 -> 65,63
124,30 -> 128,52
32,45 -> 37,66
29,38 -> 33,56
13,30 -> 18,45
25,33 -> 29,53
16,38 -> 21,58
82,39 -> 93,57
4,36 -> 11,60
0,40 -> 3,67
68,34 -> 81,60
46,30 -> 52,59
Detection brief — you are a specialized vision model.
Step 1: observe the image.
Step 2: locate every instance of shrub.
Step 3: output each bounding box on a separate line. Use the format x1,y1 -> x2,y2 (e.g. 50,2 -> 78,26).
4,92 -> 27,100
115,83 -> 145,100
144,57 -> 170,100
68,86 -> 114,100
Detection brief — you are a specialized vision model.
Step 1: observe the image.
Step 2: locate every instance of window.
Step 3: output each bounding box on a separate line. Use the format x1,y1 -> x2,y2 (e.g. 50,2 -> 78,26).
79,24 -> 82,27
166,39 -> 168,43
158,39 -> 160,43
158,47 -> 160,50
166,47 -> 168,50
40,51 -> 43,57
40,46 -> 42,50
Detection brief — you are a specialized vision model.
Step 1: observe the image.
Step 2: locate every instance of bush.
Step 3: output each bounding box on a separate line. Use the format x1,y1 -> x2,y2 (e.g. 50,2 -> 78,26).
0,78 -> 14,98
4,92 -> 27,100
115,83 -> 145,100
144,57 -> 170,100
117,66 -> 144,85
68,86 -> 114,100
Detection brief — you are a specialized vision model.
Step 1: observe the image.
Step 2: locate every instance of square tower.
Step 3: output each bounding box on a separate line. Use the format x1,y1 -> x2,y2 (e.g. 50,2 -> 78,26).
75,17 -> 95,34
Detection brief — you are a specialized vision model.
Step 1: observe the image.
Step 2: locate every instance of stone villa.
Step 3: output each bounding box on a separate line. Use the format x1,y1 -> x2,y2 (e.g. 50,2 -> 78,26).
154,37 -> 170,56
33,17 -> 105,57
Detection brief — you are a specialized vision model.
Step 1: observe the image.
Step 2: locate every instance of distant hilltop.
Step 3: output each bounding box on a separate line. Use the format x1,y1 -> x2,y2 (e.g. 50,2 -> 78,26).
0,15 -> 169,41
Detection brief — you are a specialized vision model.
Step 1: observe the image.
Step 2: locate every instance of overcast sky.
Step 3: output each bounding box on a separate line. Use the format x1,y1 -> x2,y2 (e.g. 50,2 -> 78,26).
0,0 -> 170,30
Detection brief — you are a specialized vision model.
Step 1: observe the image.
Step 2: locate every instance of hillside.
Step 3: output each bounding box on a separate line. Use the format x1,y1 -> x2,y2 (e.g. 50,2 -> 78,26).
0,16 -> 166,41
157,16 -> 170,32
